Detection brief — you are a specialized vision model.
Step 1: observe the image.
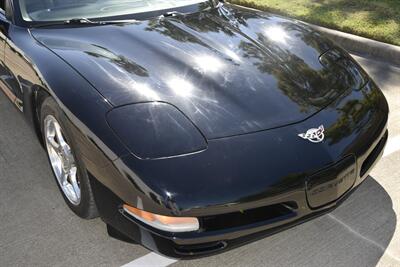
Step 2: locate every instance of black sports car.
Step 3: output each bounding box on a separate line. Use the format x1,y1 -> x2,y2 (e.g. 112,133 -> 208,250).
0,0 -> 388,258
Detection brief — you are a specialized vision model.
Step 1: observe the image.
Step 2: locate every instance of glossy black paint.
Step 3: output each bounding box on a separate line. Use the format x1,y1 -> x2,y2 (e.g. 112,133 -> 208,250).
0,0 -> 389,258
30,6 -> 369,139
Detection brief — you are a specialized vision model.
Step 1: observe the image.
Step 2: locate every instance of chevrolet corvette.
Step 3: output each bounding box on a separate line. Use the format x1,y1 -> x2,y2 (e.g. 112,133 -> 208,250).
0,0 -> 389,258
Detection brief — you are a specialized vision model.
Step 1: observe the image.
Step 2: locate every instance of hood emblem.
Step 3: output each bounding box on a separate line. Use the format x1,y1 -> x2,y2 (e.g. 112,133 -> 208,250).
298,125 -> 325,143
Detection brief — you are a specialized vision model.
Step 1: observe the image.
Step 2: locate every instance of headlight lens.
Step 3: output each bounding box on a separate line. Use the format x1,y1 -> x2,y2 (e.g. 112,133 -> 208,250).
123,204 -> 199,232
107,102 -> 207,159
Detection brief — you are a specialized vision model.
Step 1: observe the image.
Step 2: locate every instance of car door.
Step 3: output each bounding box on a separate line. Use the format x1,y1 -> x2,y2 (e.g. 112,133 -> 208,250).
0,0 -> 39,112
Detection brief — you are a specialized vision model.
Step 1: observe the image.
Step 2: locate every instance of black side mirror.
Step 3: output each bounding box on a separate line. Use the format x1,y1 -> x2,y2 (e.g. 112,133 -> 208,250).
4,0 -> 12,21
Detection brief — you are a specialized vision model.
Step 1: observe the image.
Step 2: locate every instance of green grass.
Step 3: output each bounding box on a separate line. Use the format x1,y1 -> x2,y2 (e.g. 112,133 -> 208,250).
230,0 -> 400,46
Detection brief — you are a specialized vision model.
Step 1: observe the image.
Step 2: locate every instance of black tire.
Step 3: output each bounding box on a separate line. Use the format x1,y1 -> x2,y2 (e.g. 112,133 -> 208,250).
40,96 -> 98,219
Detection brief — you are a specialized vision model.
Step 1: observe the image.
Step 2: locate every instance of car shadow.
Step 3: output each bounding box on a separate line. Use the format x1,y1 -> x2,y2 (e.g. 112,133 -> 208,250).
181,176 -> 396,267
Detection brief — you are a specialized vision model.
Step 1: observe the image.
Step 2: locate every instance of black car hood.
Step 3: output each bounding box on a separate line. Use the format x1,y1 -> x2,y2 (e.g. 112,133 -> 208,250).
32,4 -> 367,139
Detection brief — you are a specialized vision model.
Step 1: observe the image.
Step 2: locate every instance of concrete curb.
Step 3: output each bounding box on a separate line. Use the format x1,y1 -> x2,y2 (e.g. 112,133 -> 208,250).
309,24 -> 400,66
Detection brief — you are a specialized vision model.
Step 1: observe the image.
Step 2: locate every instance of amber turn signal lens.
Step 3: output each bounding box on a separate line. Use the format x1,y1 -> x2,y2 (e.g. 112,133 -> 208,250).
123,204 -> 199,232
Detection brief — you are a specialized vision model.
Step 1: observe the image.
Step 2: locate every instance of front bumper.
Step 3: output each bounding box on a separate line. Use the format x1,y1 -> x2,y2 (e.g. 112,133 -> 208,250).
90,81 -> 389,258
96,129 -> 387,258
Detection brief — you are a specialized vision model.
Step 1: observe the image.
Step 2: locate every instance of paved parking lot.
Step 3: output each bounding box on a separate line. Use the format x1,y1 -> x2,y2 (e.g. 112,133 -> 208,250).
0,54 -> 399,267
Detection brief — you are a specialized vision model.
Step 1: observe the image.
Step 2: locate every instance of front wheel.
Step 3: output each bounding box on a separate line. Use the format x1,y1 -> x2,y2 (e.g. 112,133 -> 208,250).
41,97 -> 98,219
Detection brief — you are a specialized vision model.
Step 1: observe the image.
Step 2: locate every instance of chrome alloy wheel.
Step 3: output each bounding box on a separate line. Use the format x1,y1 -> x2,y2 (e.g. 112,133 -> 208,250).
44,115 -> 81,205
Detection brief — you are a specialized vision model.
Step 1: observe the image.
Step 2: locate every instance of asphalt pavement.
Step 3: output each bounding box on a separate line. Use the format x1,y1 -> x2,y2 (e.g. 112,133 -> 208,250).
0,54 -> 399,267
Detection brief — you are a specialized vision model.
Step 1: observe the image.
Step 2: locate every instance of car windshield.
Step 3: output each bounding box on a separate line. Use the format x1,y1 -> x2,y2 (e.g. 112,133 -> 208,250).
18,0 -> 208,22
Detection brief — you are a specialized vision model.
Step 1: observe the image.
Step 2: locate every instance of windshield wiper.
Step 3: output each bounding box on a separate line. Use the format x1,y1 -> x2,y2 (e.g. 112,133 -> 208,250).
66,18 -> 102,25
34,18 -> 138,28
159,11 -> 186,18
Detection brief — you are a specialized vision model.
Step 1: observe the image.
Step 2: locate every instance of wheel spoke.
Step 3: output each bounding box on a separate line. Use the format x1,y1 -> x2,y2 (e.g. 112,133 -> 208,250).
54,122 -> 68,148
60,169 -> 68,186
69,167 -> 80,200
47,135 -> 60,151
